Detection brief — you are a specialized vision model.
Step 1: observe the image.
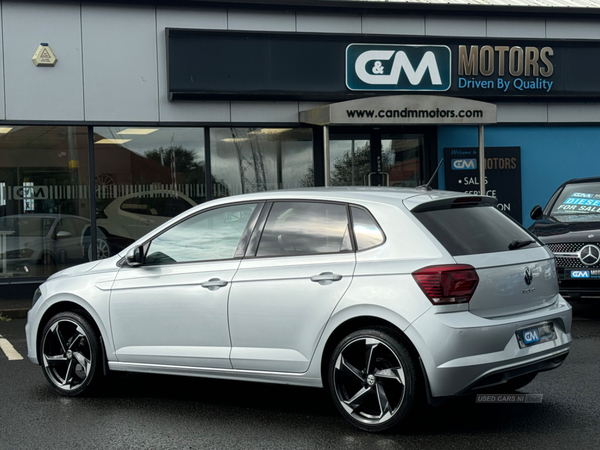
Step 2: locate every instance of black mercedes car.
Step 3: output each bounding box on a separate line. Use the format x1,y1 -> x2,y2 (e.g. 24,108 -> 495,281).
530,177 -> 600,298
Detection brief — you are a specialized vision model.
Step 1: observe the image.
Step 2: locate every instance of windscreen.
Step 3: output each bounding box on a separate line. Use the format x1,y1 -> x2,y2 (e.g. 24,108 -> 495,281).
414,205 -> 540,256
550,182 -> 600,222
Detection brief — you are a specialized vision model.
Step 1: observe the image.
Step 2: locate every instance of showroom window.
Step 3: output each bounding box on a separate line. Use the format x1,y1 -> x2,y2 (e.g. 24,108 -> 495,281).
210,128 -> 314,198
0,126 -> 90,280
256,201 -> 351,257
93,127 -> 206,257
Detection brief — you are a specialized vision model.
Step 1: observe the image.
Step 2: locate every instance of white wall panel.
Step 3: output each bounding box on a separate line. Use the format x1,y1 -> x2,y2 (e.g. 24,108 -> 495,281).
3,1 -> 83,121
362,15 -> 425,36
546,19 -> 600,39
548,103 -> 600,123
496,103 -> 548,123
82,4 -> 158,122
156,7 -> 229,122
228,10 -> 295,32
486,18 -> 545,38
296,13 -> 361,34
231,102 -> 299,123
425,16 -> 486,37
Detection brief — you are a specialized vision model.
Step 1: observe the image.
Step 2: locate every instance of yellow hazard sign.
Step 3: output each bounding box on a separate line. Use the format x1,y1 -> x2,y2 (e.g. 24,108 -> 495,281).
32,43 -> 57,67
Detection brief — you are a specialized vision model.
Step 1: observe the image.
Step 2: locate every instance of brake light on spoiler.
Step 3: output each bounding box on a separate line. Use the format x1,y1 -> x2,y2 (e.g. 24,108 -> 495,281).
412,264 -> 479,305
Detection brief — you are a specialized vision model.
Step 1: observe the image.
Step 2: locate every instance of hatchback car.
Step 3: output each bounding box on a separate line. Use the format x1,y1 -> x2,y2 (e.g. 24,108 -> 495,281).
96,190 -> 196,242
0,214 -> 105,277
26,188 -> 572,432
530,177 -> 600,299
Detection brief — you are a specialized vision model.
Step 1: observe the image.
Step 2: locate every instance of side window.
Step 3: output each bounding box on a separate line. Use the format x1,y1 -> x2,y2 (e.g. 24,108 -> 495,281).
257,201 -> 351,257
120,198 -> 151,216
145,203 -> 258,265
351,207 -> 385,251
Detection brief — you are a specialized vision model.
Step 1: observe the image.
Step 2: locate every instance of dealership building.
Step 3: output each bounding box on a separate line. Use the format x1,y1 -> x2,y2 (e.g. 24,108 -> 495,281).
2,0 -> 600,291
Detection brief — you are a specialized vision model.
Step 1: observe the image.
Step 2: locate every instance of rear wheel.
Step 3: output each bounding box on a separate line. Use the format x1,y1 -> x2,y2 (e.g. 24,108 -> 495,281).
40,311 -> 102,396
328,327 -> 417,432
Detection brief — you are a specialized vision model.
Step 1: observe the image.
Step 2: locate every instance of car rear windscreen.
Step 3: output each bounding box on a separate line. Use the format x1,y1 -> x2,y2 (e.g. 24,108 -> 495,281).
413,205 -> 540,256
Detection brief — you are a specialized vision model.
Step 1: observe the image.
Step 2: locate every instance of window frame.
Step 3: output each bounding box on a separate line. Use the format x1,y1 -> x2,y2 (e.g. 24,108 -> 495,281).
136,200 -> 265,267
245,199 -> 358,259
348,204 -> 387,252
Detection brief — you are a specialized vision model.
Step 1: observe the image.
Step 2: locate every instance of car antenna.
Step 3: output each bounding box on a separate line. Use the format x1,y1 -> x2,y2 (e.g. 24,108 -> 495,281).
417,158 -> 444,191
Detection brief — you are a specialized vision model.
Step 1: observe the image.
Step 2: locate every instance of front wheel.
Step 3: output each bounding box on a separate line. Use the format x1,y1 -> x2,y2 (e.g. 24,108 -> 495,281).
40,311 -> 102,396
328,327 -> 417,433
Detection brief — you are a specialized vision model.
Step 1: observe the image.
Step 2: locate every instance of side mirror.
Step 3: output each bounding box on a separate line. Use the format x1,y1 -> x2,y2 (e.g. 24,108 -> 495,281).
530,205 -> 543,221
125,246 -> 144,267
56,230 -> 72,239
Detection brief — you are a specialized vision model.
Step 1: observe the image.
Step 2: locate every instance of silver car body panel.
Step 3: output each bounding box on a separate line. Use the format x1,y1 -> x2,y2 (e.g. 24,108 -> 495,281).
25,187 -> 572,398
229,252 -> 355,373
109,260 -> 239,368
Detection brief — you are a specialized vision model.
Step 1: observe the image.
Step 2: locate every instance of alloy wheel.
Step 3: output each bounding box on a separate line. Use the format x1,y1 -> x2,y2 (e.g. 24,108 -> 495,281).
42,318 -> 93,391
332,336 -> 407,426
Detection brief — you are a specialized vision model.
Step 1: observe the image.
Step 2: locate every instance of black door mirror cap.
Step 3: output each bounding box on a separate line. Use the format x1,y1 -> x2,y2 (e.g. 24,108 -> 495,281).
530,205 -> 543,221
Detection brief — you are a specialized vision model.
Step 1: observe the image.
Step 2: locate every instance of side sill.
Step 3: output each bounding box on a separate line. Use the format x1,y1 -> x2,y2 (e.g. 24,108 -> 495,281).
108,361 -> 323,388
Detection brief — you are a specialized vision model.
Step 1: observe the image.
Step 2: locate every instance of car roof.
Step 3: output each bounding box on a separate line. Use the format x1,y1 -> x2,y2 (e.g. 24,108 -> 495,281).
559,176 -> 600,186
207,186 -> 487,209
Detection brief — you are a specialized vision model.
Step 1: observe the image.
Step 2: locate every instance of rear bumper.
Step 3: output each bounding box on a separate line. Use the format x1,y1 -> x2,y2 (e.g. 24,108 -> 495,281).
406,295 -> 572,398
457,350 -> 569,395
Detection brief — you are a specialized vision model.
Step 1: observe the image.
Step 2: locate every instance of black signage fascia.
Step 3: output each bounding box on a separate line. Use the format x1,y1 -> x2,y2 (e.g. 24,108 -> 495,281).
444,146 -> 522,223
167,28 -> 600,102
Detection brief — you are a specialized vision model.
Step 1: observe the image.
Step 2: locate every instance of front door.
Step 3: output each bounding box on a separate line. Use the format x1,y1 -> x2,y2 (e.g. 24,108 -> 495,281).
328,127 -> 436,188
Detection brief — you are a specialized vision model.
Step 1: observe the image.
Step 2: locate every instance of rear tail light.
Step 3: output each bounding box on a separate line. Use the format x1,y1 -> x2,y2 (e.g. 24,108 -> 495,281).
412,264 -> 479,305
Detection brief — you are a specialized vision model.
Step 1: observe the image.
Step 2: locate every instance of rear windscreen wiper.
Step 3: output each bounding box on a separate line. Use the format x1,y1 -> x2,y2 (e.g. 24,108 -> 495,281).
508,239 -> 535,250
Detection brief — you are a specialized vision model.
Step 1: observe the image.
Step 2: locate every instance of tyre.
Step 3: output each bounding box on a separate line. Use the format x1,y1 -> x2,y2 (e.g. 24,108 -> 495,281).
40,311 -> 102,396
328,327 -> 417,433
87,238 -> 111,261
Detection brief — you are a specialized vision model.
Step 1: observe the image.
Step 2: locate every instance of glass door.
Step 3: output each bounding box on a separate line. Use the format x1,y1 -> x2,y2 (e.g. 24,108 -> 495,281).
328,127 -> 431,188
382,133 -> 424,188
328,133 -> 370,186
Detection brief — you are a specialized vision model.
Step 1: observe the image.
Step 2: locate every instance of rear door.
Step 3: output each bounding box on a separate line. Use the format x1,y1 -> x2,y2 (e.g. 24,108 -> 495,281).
410,197 -> 558,318
228,201 -> 356,373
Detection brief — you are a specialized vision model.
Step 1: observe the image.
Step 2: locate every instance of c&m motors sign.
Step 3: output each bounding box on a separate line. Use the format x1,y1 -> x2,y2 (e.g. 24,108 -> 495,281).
346,44 -> 451,92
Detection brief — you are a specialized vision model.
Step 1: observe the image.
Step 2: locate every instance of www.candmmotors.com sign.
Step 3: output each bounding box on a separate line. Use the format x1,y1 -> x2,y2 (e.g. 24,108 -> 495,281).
346,44 -> 451,92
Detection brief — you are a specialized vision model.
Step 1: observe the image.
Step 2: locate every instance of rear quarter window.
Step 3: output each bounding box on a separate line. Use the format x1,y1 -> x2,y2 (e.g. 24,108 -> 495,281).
413,205 -> 540,256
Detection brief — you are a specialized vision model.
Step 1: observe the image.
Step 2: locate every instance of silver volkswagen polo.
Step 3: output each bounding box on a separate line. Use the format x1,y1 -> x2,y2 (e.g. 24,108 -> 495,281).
25,187 -> 572,432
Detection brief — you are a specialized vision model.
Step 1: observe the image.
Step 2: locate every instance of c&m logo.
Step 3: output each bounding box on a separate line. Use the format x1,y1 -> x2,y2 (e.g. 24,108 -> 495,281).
451,159 -> 477,170
571,270 -> 590,278
523,329 -> 539,344
346,44 -> 451,91
13,185 -> 49,200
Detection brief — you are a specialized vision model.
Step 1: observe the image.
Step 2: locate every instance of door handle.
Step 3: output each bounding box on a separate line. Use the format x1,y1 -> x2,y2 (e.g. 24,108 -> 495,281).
310,272 -> 343,285
201,278 -> 228,291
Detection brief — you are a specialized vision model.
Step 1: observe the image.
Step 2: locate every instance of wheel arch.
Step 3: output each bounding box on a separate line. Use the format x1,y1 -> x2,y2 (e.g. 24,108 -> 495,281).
36,299 -> 110,371
319,315 -> 425,394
